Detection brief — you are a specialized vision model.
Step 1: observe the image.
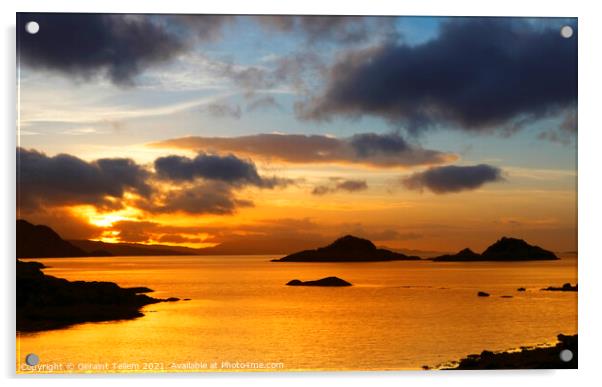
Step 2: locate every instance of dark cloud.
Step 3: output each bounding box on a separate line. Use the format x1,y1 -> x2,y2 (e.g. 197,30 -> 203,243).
17,147 -> 293,217
17,148 -> 151,210
402,164 -> 503,194
256,15 -> 397,44
109,220 -> 157,243
538,109 -> 577,145
312,179 -> 368,195
155,182 -> 254,215
154,153 -> 287,188
163,14 -> 234,41
150,152 -> 293,214
216,49 -> 327,95
297,18 -> 577,133
201,103 -> 242,119
350,132 -> 409,157
17,13 -> 190,85
150,132 -> 455,167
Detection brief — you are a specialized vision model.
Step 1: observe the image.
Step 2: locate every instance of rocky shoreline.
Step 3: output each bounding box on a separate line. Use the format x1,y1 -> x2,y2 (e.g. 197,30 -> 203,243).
435,334 -> 577,369
17,260 -> 180,332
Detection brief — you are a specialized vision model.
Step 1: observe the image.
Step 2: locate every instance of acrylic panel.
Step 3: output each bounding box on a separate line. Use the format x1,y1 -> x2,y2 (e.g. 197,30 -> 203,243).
16,13 -> 577,373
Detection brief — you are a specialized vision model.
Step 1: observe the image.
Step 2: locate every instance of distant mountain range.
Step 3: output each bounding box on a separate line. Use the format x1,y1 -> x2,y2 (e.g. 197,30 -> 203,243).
16,219 -> 559,261
17,219 -> 202,258
69,239 -> 202,256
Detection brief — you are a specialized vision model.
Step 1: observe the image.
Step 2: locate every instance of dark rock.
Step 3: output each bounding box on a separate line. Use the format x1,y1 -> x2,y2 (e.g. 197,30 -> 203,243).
542,283 -> 577,292
517,287 -> 526,291
163,297 -> 180,302
273,235 -> 421,262
183,298 -> 192,301
500,295 -> 513,298
477,291 -> 490,297
286,276 -> 352,287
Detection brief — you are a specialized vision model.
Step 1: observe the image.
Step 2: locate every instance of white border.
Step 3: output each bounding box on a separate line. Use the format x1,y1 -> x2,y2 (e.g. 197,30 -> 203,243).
2,1 -> 601,386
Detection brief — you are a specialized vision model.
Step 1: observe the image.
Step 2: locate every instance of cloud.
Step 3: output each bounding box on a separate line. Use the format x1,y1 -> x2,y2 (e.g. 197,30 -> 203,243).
17,148 -> 151,210
17,147 -> 293,217
156,234 -> 203,244
297,18 -> 577,133
538,109 -> 577,145
201,103 -> 242,119
246,96 -> 283,112
150,152 -> 292,214
149,132 -> 455,168
17,13 -> 189,85
154,153 -> 288,188
256,15 -> 397,45
312,178 -> 368,195
155,182 -> 254,215
350,132 -> 410,157
401,164 -> 503,194
163,15 -> 234,42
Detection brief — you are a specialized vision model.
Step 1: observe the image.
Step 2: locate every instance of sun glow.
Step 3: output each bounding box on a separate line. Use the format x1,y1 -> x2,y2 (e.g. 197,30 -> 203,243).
71,205 -> 141,228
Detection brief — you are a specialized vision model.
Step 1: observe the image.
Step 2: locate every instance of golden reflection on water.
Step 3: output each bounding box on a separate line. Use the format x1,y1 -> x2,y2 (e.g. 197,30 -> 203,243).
17,255 -> 577,373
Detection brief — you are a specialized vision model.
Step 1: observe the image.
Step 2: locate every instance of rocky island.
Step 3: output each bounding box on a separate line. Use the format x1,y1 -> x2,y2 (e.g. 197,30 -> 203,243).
286,277 -> 352,287
542,283 -> 578,292
17,259 -> 179,332
432,237 -> 558,261
272,235 -> 421,262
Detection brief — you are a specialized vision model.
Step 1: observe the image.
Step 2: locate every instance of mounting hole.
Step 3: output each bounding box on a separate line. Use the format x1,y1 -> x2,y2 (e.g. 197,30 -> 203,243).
25,353 -> 39,366
560,25 -> 573,39
559,349 -> 573,362
25,21 -> 40,35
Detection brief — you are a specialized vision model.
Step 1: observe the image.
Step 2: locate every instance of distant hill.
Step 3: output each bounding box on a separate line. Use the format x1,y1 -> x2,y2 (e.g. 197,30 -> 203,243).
273,235 -> 422,262
432,237 -> 558,261
17,219 -> 88,258
17,219 -> 203,258
70,239 -> 202,256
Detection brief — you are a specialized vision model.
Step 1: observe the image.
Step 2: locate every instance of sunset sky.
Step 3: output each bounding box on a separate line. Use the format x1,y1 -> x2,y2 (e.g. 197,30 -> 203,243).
16,14 -> 577,254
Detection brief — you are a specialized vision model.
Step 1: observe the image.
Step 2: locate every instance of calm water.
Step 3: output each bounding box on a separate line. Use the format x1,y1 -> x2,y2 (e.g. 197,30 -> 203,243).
17,255 -> 577,372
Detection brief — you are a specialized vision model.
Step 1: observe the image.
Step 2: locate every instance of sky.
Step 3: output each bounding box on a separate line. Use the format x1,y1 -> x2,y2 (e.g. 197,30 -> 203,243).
16,14 -> 577,254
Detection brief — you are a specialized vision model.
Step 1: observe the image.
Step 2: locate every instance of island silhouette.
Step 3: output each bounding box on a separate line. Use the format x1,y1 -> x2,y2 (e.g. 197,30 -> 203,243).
286,277 -> 352,287
432,237 -> 558,261
272,235 -> 421,262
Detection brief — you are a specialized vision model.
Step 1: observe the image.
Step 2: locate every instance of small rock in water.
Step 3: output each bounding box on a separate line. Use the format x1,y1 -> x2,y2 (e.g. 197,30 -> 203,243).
517,287 -> 526,291
477,291 -> 490,297
286,276 -> 352,287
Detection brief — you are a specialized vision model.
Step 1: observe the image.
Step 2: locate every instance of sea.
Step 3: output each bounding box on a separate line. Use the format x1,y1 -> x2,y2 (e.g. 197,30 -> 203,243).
17,255 -> 577,372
